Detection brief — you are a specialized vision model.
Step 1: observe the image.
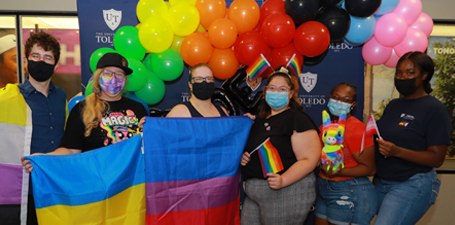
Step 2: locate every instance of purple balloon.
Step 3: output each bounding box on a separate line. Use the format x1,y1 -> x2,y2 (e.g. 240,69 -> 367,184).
362,36 -> 393,65
374,13 -> 408,47
393,28 -> 428,57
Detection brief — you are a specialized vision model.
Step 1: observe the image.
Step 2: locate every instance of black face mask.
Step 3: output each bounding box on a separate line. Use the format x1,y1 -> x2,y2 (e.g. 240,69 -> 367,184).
27,59 -> 55,82
394,76 -> 422,96
192,81 -> 215,100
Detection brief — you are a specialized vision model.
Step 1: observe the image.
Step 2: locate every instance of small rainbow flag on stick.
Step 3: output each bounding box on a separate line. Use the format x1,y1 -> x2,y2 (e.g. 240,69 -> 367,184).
361,115 -> 381,153
286,53 -> 301,78
250,138 -> 284,178
246,54 -> 272,80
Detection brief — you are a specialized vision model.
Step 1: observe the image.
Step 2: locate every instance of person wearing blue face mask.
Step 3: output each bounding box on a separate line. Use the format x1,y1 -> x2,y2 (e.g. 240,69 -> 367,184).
240,71 -> 321,224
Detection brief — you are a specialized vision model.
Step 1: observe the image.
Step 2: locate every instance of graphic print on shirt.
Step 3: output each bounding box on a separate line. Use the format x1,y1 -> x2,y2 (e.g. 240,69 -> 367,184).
99,109 -> 139,146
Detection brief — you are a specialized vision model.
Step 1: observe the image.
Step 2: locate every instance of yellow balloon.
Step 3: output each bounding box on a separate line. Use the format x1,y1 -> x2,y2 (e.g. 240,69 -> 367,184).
139,16 -> 174,53
196,24 -> 206,33
170,35 -> 186,53
136,23 -> 142,29
165,2 -> 200,36
136,0 -> 169,23
169,0 -> 196,6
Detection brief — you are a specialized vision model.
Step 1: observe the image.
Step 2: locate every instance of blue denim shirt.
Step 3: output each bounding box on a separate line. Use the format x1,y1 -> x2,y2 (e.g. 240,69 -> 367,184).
18,78 -> 67,154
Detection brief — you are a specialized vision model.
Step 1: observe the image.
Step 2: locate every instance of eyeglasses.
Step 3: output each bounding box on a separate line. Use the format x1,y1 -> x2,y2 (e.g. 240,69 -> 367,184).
102,69 -> 126,79
191,77 -> 215,83
266,86 -> 290,92
29,53 -> 55,64
330,95 -> 353,103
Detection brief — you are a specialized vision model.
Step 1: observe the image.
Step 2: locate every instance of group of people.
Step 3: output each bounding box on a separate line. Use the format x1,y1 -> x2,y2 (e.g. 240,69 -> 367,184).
0,30 -> 450,225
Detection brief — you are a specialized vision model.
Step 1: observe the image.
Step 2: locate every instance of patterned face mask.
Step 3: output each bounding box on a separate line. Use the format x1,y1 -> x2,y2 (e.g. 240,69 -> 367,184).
100,75 -> 125,97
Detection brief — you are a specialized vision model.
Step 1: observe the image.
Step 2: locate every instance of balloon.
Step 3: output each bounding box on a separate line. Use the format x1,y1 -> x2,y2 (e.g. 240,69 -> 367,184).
393,27 -> 428,57
170,35 -> 185,53
208,18 -> 238,49
362,36 -> 393,65
391,0 -> 422,25
261,13 -> 295,48
320,0 -> 342,8
136,0 -> 169,23
124,58 -> 147,91
166,2 -> 200,36
410,13 -> 433,37
228,0 -> 260,34
374,13 -> 408,47
259,0 -> 285,23
195,0 -> 227,29
68,95 -> 85,112
139,16 -> 173,53
375,0 -> 400,16
150,49 -> 184,81
135,71 -> 166,105
284,0 -> 320,26
233,30 -> 269,65
180,33 -> 213,66
212,88 -> 239,115
114,26 -> 146,61
343,38 -> 363,47
315,7 -> 351,41
197,24 -> 207,32
344,16 -> 376,46
270,42 -> 303,70
142,54 -> 153,71
294,21 -> 331,57
85,80 -> 93,96
209,48 -> 239,79
304,48 -> 329,66
124,93 -> 150,116
345,0 -> 381,17
384,49 -> 400,68
89,48 -> 116,72
169,0 -> 197,6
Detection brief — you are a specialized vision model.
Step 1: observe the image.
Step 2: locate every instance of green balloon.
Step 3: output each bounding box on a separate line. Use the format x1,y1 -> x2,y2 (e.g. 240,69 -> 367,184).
150,49 -> 184,81
134,71 -> 165,105
85,80 -> 93,96
124,58 -> 147,91
142,54 -> 153,71
114,26 -> 146,61
89,48 -> 116,72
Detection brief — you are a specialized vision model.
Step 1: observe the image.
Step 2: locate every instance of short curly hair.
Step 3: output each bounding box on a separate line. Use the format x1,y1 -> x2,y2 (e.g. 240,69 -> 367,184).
25,31 -> 60,64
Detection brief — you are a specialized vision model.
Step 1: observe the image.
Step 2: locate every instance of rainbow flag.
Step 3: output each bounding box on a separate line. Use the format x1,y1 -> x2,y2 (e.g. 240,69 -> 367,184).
286,53 -> 302,78
246,54 -> 271,80
25,134 -> 145,224
253,138 -> 284,178
143,116 -> 252,225
361,115 -> 381,153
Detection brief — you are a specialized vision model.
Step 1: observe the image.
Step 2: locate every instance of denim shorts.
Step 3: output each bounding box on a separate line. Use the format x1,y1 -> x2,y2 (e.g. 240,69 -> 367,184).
315,177 -> 377,225
374,169 -> 441,225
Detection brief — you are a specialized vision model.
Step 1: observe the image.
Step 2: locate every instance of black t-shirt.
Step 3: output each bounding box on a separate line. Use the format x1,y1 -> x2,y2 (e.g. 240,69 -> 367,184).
242,109 -> 318,180
60,97 -> 148,152
376,95 -> 452,181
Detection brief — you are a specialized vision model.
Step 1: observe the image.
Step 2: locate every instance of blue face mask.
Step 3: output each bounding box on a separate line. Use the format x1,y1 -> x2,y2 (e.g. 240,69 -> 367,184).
327,98 -> 352,116
266,91 -> 289,110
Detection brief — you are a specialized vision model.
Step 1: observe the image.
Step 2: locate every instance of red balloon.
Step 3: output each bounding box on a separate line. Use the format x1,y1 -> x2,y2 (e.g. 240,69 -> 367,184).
233,30 -> 270,65
270,42 -> 304,70
261,13 -> 295,48
260,0 -> 285,23
294,21 -> 331,57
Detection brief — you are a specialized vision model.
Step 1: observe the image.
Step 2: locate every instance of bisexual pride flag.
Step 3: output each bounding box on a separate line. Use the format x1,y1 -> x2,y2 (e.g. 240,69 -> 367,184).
251,138 -> 284,178
143,117 -> 252,225
25,134 -> 145,224
246,54 -> 272,80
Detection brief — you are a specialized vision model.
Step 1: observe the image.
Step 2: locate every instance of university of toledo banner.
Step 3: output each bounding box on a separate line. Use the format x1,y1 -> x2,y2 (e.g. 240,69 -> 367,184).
25,134 -> 145,225
143,117 -> 252,225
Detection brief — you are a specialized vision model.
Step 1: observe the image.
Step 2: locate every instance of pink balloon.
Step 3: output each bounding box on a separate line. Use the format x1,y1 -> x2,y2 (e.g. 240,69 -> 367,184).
393,27 -> 428,57
384,49 -> 400,68
391,0 -> 422,25
410,13 -> 433,37
362,36 -> 393,65
374,13 -> 408,47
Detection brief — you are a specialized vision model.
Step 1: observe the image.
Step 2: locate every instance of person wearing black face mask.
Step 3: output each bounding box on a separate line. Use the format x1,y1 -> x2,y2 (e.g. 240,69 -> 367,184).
166,63 -> 228,117
374,51 -> 452,224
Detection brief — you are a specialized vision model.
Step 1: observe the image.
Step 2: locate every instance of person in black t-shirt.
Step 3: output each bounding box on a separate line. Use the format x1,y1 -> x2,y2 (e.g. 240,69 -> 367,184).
374,51 -> 452,225
240,72 -> 320,224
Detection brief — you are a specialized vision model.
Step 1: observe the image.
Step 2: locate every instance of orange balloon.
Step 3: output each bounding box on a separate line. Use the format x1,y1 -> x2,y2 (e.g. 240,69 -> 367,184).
209,48 -> 239,79
228,0 -> 260,34
195,0 -> 227,30
208,18 -> 238,49
180,33 -> 213,66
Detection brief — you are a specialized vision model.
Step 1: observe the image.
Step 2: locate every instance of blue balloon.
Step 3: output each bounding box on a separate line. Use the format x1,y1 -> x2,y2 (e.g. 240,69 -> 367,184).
374,0 -> 399,16
342,37 -> 362,47
344,15 -> 376,46
68,95 -> 85,112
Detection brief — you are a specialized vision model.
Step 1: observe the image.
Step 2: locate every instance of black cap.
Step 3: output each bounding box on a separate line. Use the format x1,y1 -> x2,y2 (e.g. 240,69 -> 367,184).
96,52 -> 133,75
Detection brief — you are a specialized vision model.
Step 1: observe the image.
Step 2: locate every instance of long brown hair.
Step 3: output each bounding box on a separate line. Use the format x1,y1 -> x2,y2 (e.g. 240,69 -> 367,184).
82,69 -> 109,137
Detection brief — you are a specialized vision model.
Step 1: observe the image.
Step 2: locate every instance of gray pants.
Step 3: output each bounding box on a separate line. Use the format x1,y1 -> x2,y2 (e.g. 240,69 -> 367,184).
241,173 -> 316,225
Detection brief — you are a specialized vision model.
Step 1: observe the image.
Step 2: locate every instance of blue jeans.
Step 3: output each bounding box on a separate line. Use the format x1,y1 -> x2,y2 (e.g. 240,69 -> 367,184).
374,169 -> 441,225
315,177 -> 377,225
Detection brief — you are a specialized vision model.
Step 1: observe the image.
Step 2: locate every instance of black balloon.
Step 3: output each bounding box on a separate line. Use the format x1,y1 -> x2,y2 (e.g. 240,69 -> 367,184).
284,0 -> 321,26
320,0 -> 342,8
304,48 -> 329,66
345,0 -> 382,17
315,7 -> 351,41
212,88 -> 239,116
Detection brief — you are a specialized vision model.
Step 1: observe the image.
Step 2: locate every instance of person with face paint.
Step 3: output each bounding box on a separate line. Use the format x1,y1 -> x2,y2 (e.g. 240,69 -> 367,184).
314,82 -> 377,225
240,71 -> 321,224
374,52 -> 452,225
166,63 -> 228,117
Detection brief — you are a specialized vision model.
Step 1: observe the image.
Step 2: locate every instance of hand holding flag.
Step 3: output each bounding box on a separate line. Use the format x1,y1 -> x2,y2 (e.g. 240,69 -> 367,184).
361,115 -> 381,153
250,138 -> 284,178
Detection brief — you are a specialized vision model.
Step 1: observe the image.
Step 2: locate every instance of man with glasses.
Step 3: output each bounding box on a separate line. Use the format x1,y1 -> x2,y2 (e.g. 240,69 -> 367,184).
0,31 -> 66,225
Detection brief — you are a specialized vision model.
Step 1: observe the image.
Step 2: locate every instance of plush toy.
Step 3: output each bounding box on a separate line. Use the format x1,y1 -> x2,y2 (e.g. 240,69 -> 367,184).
321,110 -> 346,171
